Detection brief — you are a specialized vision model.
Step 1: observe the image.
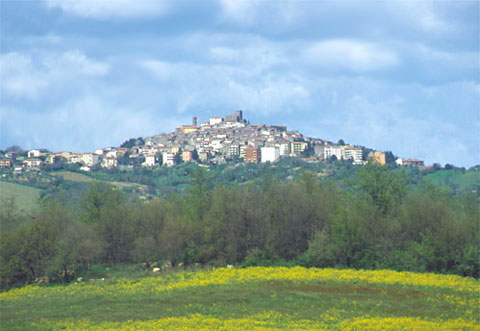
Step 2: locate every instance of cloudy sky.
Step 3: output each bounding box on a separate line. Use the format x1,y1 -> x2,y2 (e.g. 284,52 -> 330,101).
1,0 -> 479,167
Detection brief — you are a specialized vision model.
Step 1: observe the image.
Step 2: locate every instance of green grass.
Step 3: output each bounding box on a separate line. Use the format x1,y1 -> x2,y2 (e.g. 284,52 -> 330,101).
0,181 -> 41,213
1,267 -> 478,330
52,171 -> 148,190
425,169 -> 480,194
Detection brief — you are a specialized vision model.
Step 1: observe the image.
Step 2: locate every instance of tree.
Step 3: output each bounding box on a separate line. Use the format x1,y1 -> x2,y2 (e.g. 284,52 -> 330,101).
81,182 -> 125,223
356,161 -> 407,215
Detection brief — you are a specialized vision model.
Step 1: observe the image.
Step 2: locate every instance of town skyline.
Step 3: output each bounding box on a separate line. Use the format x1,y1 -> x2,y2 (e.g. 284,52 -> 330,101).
1,1 -> 478,167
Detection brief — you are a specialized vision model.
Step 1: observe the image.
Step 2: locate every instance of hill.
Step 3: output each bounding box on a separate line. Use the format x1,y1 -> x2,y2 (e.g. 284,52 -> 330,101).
1,266 -> 478,330
424,169 -> 480,195
0,181 -> 41,213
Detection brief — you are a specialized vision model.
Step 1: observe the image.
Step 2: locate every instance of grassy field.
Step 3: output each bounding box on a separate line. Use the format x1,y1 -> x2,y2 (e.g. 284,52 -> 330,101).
1,266 -> 478,330
424,169 -> 479,194
0,181 -> 41,213
52,171 -> 148,190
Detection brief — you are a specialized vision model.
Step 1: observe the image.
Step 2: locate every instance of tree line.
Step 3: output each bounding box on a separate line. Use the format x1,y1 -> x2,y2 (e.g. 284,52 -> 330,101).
1,163 -> 478,289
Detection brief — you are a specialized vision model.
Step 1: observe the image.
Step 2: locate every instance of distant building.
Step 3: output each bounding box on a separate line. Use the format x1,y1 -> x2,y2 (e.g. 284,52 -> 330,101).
82,153 -> 99,167
245,147 -> 260,163
182,151 -> 193,162
291,142 -> 307,155
143,155 -> 156,167
177,125 -> 199,134
370,151 -> 386,165
102,157 -> 118,169
228,144 -> 240,157
261,146 -> 280,163
209,116 -> 223,126
0,159 -> 12,168
27,149 -> 48,158
320,145 -> 343,161
70,153 -> 83,164
343,146 -> 363,165
403,159 -> 424,167
162,152 -> 176,167
23,158 -> 42,168
225,110 -> 243,123
278,142 -> 291,156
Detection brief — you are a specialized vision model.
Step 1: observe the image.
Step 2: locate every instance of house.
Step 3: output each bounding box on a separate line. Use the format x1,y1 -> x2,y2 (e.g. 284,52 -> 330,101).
162,152 -> 176,167
23,158 -> 42,168
82,153 -> 99,167
102,157 -> 118,169
261,146 -> 280,163
291,142 -> 307,155
70,153 -> 83,164
177,125 -> 199,134
143,155 -> 156,167
228,144 -> 240,158
0,159 -> 12,168
319,145 -> 343,161
343,146 -> 363,165
116,148 -> 129,157
278,142 -> 291,156
370,151 -> 386,165
182,151 -> 193,162
403,159 -> 425,167
245,147 -> 260,163
13,167 -> 23,175
27,149 -> 48,158
209,116 -> 223,126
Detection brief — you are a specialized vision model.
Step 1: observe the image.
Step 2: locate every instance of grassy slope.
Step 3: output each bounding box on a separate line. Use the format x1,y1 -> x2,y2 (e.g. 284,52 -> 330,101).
51,171 -> 148,189
1,267 -> 478,330
424,169 -> 479,193
0,181 -> 41,213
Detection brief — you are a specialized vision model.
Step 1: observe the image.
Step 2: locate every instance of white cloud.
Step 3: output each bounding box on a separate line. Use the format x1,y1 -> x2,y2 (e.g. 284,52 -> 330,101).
217,0 -> 304,27
44,0 -> 171,19
387,0 -> 453,33
0,53 -> 49,99
217,0 -> 258,25
138,60 -> 173,81
53,50 -> 110,76
1,50 -> 109,100
1,97 -> 183,152
303,40 -> 400,72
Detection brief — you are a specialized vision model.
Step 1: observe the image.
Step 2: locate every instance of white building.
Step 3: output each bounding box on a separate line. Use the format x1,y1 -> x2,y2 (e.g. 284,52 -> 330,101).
228,144 -> 240,157
343,146 -> 363,165
261,146 -> 280,163
278,142 -> 291,156
323,145 -> 343,160
27,150 -> 42,158
82,153 -> 99,167
102,157 -> 118,169
162,152 -> 176,167
143,155 -> 156,167
209,116 -> 223,126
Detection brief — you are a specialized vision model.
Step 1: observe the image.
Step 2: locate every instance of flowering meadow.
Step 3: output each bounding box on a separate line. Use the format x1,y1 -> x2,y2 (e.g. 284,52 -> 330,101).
1,266 -> 478,330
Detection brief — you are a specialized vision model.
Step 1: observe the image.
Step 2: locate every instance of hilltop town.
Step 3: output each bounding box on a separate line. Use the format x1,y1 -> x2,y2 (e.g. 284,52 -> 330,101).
0,111 -> 425,174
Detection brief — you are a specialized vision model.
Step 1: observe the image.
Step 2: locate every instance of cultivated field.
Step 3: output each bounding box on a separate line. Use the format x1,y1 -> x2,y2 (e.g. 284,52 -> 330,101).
1,266 -> 478,330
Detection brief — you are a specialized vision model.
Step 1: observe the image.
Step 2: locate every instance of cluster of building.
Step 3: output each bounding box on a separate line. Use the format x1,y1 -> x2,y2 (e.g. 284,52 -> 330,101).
0,111 -> 425,173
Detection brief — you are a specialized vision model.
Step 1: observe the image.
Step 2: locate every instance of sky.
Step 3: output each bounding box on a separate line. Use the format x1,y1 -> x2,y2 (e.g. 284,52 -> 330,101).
0,0 -> 479,167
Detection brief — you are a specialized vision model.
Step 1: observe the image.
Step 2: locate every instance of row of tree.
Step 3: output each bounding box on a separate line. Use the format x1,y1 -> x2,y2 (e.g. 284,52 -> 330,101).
1,163 -> 478,289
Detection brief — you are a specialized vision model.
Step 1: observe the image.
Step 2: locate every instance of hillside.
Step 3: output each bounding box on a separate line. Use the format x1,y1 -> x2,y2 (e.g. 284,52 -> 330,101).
1,266 -> 478,330
0,181 -> 41,213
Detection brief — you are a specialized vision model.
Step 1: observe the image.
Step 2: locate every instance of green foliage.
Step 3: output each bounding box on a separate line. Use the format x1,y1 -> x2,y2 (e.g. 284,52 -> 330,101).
2,164 -> 479,290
